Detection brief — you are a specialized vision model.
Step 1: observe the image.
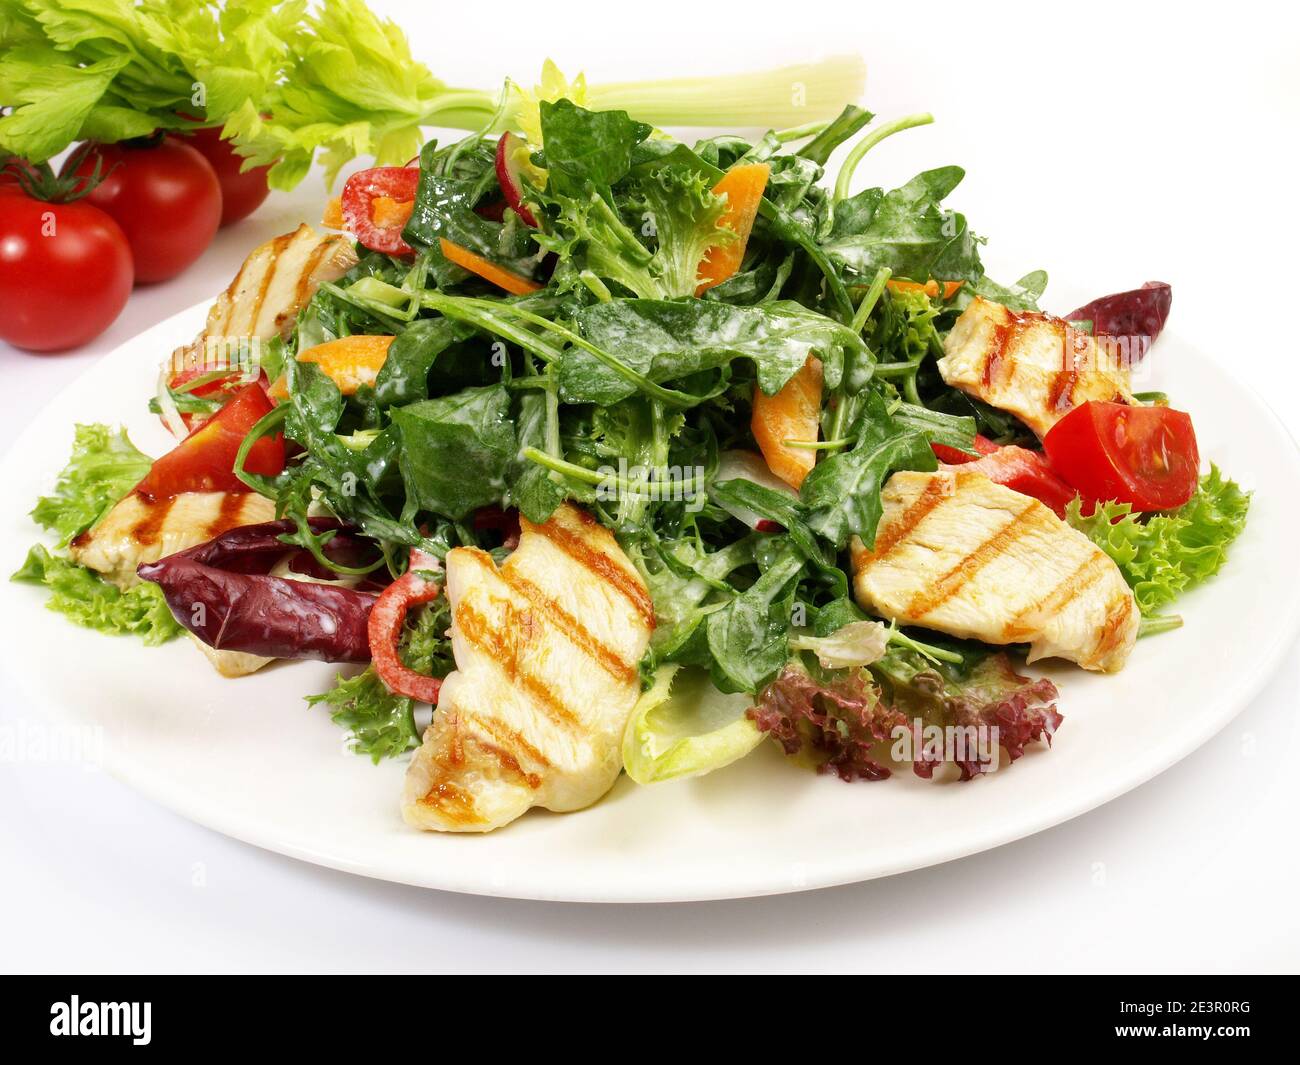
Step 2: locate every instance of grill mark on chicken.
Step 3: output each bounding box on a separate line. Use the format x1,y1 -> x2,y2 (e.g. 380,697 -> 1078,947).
981,313 -> 1033,389
209,492 -> 247,540
418,778 -> 485,825
524,513 -> 655,627
858,475 -> 953,566
905,498 -> 1045,618
127,493 -> 175,546
459,719 -> 545,790
286,236 -> 336,331
460,711 -> 552,773
248,231 -> 294,333
458,547 -> 638,684
1097,594 -> 1135,658
453,599 -> 582,732
1001,552 -> 1111,641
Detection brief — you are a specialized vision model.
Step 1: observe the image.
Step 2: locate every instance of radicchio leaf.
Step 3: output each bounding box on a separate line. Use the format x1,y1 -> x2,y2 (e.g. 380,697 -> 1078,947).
136,519 -> 379,662
749,664 -> 906,782
1066,281 -> 1171,354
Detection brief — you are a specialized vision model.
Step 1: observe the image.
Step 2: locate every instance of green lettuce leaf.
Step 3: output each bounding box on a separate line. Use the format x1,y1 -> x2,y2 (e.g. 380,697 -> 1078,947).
31,423 -> 153,547
622,664 -> 764,785
11,544 -> 181,645
1065,466 -> 1250,615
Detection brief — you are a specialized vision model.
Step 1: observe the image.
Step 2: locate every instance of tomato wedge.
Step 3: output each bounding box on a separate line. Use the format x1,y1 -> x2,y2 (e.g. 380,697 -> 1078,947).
933,434 -> 1078,516
341,166 -> 419,255
1043,400 -> 1199,512
368,547 -> 444,703
135,383 -> 284,500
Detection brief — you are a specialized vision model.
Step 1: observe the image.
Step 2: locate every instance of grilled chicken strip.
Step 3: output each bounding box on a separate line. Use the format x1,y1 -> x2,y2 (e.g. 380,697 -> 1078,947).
403,504 -> 655,833
851,469 -> 1138,672
69,491 -> 277,590
936,297 -> 1134,438
169,224 -> 356,377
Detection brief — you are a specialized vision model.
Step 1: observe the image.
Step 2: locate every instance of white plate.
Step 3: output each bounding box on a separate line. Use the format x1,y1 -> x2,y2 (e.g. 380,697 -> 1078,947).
2,299 -> 1298,903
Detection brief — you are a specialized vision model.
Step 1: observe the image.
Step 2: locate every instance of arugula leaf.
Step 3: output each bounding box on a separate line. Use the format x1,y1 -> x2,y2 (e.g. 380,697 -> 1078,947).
12,544 -> 181,645
31,424 -> 153,547
539,98 -> 650,196
801,391 -> 938,549
390,385 -> 515,520
823,167 -> 983,284
564,299 -> 865,405
1065,467 -> 1250,615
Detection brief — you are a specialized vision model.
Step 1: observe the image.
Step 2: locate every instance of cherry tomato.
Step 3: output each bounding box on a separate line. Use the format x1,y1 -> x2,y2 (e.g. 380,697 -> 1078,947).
184,126 -> 272,226
136,383 -> 284,500
68,138 -> 222,283
0,192 -> 133,352
341,166 -> 419,255
1043,400 -> 1199,512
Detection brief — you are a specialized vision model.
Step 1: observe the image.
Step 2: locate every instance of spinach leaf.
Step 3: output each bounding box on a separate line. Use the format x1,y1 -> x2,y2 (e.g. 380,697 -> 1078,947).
506,389 -> 566,524
374,317 -> 464,406
823,166 -> 983,283
564,299 -> 865,405
706,545 -> 804,693
953,269 -> 1049,313
390,384 -> 514,520
801,391 -> 938,549
539,99 -> 651,196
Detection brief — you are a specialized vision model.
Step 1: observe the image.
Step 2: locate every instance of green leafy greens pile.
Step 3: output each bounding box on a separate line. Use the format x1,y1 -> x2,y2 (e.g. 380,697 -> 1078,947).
12,85 -> 1251,779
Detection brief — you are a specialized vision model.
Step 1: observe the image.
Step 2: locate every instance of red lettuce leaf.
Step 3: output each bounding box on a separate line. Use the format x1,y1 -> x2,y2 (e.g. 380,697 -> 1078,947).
749,664 -> 906,782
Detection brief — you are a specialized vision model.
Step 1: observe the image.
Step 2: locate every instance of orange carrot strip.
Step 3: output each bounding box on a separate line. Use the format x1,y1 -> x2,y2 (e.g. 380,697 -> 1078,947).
268,335 -> 395,401
438,238 -> 541,296
886,279 -> 964,299
322,196 -> 344,229
695,162 -> 771,295
751,354 -> 823,490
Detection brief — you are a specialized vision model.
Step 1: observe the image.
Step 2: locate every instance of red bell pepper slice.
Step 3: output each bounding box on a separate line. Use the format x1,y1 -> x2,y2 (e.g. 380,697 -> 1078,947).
341,166 -> 420,256
135,382 -> 285,500
368,547 -> 445,703
932,434 -> 1078,517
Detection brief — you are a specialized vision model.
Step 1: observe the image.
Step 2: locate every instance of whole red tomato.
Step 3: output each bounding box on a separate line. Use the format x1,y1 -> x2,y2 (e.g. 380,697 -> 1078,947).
0,192 -> 134,352
185,126 -> 272,226
68,137 -> 221,283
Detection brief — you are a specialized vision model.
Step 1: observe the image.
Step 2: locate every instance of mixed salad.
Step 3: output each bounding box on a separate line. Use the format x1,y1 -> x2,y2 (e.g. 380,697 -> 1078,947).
14,69 -> 1251,832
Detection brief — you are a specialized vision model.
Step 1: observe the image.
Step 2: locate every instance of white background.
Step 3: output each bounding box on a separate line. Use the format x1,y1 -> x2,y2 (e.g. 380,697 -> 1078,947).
2,0 -> 1298,973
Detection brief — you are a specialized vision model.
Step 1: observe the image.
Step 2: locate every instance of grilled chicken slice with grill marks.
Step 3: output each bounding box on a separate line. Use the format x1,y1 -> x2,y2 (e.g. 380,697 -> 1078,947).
70,491 -> 280,676
68,491 -> 277,590
168,224 -> 357,379
403,504 -> 655,833
851,469 -> 1138,672
936,297 -> 1135,438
